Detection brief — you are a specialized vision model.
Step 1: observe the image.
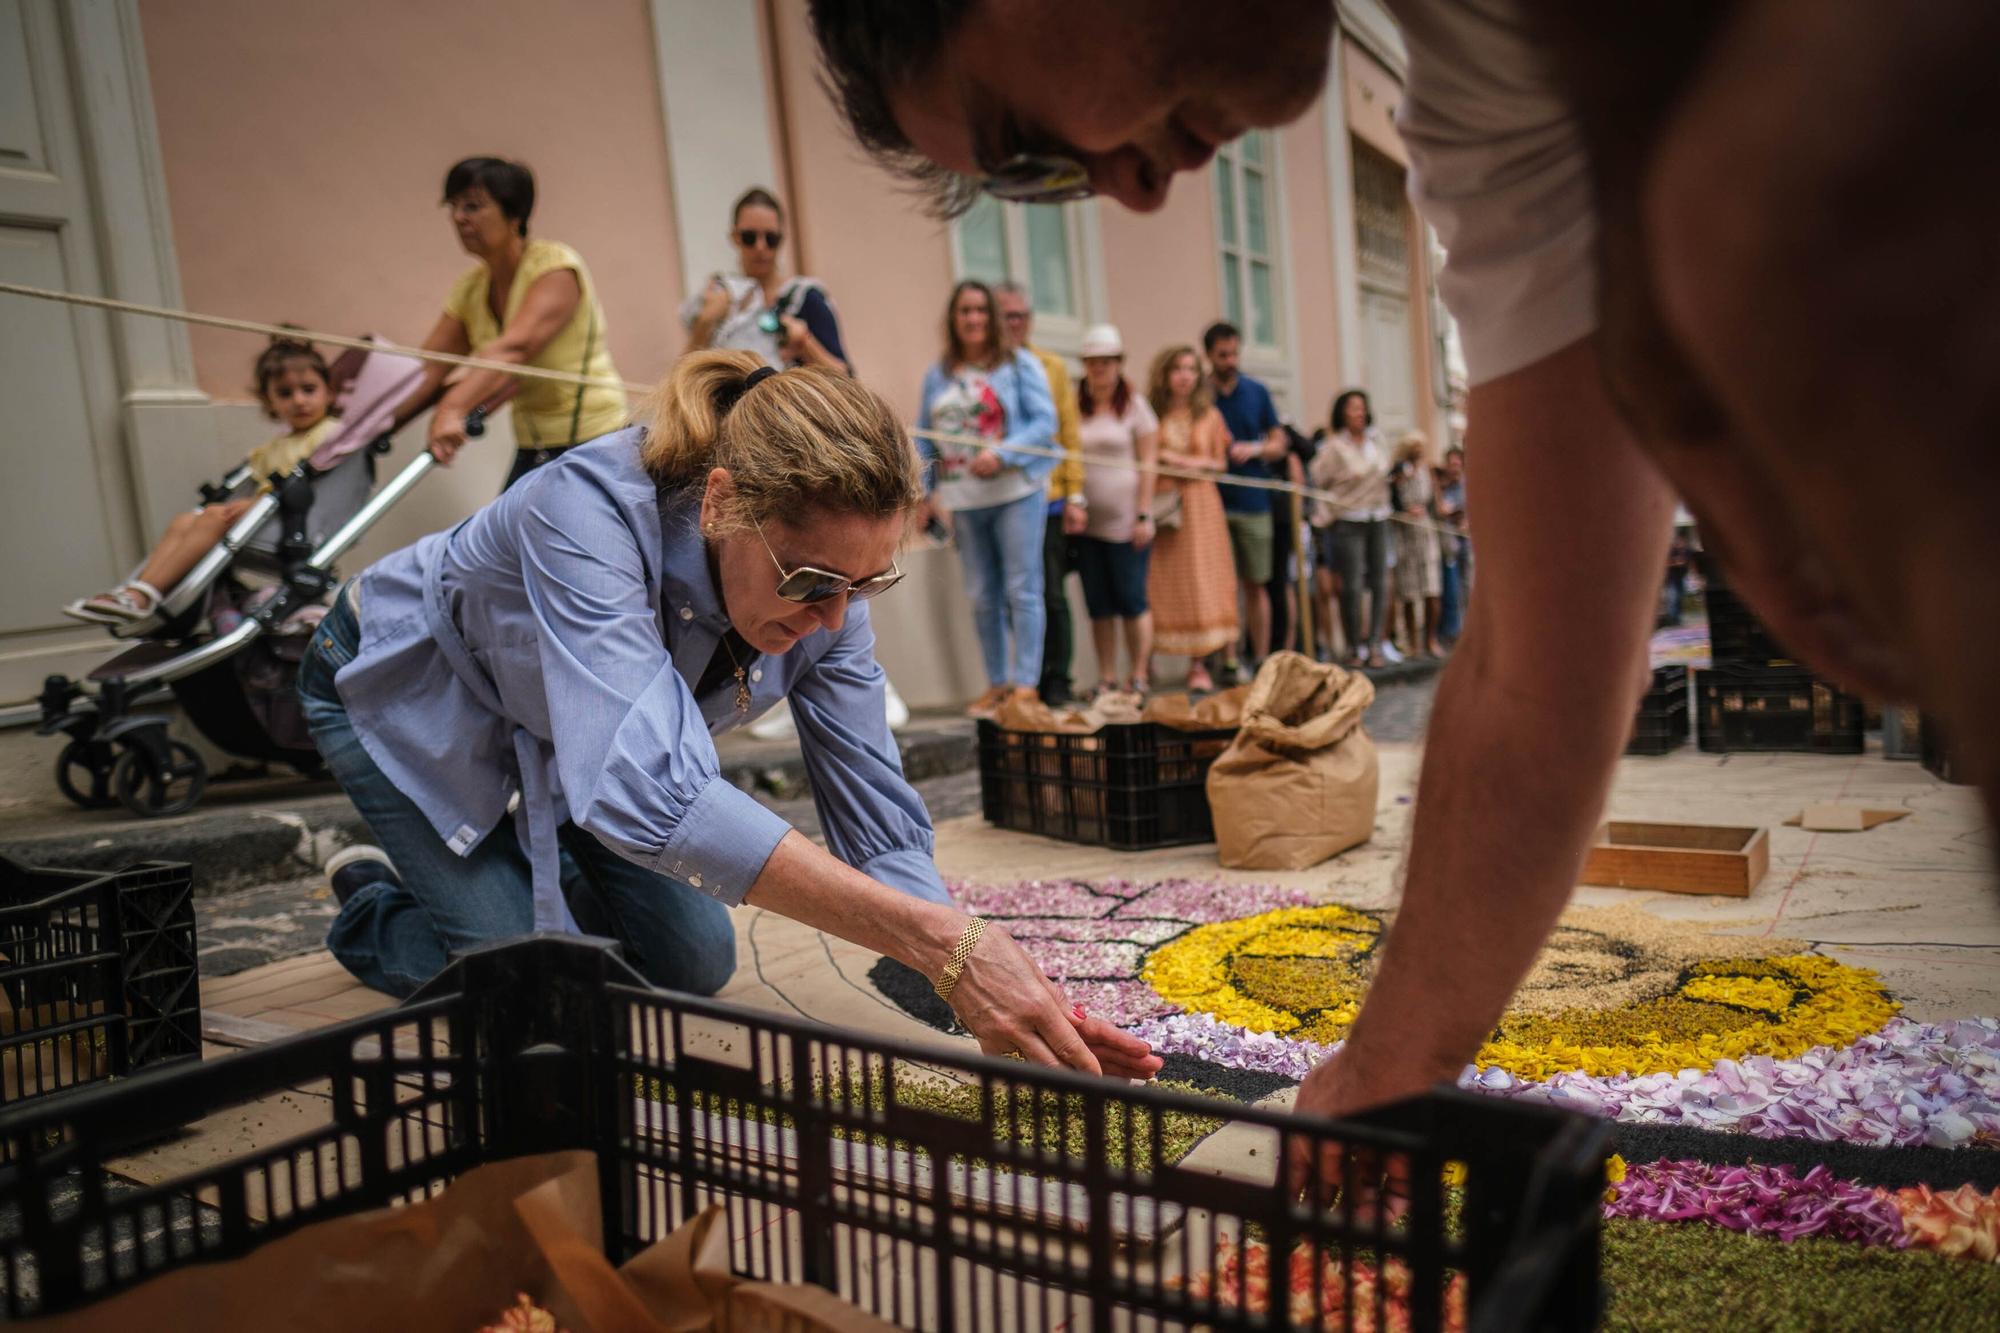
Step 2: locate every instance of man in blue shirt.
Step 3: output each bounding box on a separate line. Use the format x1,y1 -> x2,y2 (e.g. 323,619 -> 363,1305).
1204,322 -> 1290,679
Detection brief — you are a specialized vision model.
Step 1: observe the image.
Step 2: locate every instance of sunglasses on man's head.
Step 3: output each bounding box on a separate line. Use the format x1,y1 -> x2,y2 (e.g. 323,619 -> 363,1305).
757,523 -> 904,604
737,229 -> 783,249
981,153 -> 1094,205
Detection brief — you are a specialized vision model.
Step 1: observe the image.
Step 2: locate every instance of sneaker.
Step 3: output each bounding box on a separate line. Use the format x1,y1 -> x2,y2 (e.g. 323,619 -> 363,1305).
964,685 -> 1008,720
325,844 -> 396,907
1376,641 -> 1405,665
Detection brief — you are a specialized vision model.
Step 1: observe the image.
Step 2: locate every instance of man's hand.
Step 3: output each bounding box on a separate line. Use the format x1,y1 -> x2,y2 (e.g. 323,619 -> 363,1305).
427,406 -> 468,465
1131,515 -> 1155,550
969,450 -> 1003,480
1062,499 -> 1088,535
1285,1048 -> 1443,1211
1228,440 -> 1261,466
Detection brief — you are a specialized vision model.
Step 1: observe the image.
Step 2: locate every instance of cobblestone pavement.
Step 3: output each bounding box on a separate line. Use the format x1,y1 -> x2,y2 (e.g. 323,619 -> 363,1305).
193,676 -> 1441,977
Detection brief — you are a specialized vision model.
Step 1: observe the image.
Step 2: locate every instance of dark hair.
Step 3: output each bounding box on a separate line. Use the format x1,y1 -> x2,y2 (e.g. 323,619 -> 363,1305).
1330,389 -> 1374,432
442,157 -> 535,236
1202,321 -> 1240,354
943,279 -> 1001,370
251,332 -> 331,407
808,0 -> 981,218
1076,372 -> 1131,418
731,186 -> 786,227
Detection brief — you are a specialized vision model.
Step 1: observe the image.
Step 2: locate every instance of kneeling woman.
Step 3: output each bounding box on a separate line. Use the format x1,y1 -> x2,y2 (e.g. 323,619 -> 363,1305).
299,352 -> 1154,1077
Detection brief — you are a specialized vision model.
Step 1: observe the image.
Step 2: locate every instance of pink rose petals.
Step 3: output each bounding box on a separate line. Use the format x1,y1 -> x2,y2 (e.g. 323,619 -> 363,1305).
1110,878 -> 1324,923
1604,1159 -> 1909,1247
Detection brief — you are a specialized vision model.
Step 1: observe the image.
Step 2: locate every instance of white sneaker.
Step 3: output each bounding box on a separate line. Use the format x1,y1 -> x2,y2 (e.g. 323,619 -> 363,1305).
1376,641 -> 1405,665
748,701 -> 798,741
884,679 -> 910,731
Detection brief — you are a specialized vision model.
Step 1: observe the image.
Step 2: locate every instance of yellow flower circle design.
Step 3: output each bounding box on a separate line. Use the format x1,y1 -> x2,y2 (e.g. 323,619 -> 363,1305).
1141,905 -> 1898,1079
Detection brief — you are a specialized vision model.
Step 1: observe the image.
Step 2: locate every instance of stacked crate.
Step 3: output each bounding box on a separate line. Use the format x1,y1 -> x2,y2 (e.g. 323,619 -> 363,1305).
1625,664 -> 1691,755
1693,557 -> 1863,754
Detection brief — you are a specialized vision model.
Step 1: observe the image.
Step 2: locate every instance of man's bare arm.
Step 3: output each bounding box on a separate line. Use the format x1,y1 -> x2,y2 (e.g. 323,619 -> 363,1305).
1296,337 -> 1674,1113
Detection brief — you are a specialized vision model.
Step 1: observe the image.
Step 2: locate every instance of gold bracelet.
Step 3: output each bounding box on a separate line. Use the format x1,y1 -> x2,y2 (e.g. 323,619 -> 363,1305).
932,917 -> 987,1004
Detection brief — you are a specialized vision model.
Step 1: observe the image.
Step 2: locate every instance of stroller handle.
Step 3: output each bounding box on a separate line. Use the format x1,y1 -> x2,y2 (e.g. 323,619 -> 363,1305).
308,450 -> 437,574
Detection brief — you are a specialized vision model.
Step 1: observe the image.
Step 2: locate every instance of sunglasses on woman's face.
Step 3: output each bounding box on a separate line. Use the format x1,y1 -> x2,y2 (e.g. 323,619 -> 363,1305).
737,229 -> 783,250
757,523 -> 904,604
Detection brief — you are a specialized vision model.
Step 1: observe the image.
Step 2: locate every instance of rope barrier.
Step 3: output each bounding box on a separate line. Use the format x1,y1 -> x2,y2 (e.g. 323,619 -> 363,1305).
0,279 -> 1465,538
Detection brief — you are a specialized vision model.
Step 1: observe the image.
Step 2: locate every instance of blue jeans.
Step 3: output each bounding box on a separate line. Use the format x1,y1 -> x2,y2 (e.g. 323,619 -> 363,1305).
951,490 -> 1046,689
298,589 -> 736,997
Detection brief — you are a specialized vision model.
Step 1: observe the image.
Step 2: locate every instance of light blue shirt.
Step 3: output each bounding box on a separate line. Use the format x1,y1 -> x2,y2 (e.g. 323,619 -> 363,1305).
335,429 -> 947,933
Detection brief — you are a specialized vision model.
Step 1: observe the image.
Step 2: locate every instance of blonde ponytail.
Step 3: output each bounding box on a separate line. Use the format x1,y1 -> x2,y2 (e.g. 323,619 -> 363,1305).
642,351 -> 921,533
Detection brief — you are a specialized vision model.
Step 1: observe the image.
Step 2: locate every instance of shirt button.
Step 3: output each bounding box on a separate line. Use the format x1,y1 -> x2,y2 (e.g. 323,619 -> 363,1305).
688,873 -> 703,889
751,668 -> 763,682
679,606 -> 694,621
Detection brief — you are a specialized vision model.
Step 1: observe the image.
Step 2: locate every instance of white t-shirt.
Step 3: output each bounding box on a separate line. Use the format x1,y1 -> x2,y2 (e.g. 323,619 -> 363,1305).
1386,0 -> 1596,386
1077,393 -> 1160,543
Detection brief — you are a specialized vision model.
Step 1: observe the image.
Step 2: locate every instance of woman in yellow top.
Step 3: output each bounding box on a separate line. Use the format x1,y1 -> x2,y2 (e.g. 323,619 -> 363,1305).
396,157 -> 629,490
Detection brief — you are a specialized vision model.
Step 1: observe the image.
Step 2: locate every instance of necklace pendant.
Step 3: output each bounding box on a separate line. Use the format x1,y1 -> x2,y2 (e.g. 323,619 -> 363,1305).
734,671 -> 751,717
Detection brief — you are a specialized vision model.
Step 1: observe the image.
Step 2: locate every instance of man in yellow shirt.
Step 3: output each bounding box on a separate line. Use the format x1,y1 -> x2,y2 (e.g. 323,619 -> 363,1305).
996,282 -> 1086,705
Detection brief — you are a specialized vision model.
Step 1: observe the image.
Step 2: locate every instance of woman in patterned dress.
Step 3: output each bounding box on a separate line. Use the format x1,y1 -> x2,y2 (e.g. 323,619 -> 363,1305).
1144,346 -> 1238,693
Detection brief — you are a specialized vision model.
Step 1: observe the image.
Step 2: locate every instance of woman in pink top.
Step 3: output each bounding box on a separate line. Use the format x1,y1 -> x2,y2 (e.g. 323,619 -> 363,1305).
1071,325 -> 1160,696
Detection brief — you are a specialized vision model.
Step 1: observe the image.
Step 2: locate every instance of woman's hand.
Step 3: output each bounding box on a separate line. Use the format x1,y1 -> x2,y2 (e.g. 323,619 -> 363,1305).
427,406 -> 469,465
778,314 -> 810,360
969,450 -> 1003,480
697,277 -> 731,325
949,920 -> 1163,1080
1062,499 -> 1089,536
1131,516 -> 1155,550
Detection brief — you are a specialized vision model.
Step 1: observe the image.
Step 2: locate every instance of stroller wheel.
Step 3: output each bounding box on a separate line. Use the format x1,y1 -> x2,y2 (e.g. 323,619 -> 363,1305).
54,740 -> 120,810
112,740 -> 209,819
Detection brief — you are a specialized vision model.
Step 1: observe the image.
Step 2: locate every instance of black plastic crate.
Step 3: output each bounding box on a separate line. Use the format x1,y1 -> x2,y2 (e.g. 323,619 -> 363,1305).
1694,550 -> 1793,667
1695,665 -> 1865,755
977,719 -> 1236,850
1920,714 -> 1971,784
1626,664 -> 1690,756
0,936 -> 1609,1329
1702,584 -> 1796,666
0,858 -> 199,1115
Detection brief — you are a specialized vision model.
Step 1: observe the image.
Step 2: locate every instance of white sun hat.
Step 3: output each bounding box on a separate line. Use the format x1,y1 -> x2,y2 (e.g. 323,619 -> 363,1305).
1078,324 -> 1125,359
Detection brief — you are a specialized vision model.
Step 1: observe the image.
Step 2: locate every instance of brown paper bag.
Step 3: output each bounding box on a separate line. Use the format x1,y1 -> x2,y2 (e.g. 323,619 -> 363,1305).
29,1151 -> 895,1333
1143,685 -> 1250,731
1206,652 -> 1378,869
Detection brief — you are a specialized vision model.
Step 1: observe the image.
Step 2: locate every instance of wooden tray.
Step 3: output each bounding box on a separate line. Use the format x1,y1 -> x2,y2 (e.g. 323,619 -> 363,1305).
1580,821 -> 1769,897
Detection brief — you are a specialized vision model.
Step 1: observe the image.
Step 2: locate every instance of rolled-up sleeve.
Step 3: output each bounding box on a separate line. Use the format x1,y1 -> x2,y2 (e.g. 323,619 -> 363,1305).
517,486 -> 791,904
786,604 -> 951,905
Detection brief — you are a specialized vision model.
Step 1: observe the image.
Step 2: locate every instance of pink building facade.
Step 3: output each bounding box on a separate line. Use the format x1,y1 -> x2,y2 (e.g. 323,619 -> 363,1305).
0,0 -> 1458,706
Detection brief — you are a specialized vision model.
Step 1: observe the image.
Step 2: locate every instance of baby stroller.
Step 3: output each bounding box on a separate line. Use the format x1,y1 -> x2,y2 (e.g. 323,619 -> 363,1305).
36,340 -> 492,818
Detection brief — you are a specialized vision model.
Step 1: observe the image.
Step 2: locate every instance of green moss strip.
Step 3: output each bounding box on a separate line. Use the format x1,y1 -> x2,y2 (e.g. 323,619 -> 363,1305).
1602,1217 -> 2000,1332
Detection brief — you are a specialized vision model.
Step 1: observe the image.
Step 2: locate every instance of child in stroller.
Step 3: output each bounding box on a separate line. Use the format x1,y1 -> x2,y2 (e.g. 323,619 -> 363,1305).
38,335 -> 452,817
66,335 -> 337,627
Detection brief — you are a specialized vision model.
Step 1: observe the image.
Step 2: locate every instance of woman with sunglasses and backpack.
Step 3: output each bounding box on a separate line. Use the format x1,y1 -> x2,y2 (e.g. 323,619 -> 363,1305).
682,187 -> 850,375
298,352 -> 1157,1082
